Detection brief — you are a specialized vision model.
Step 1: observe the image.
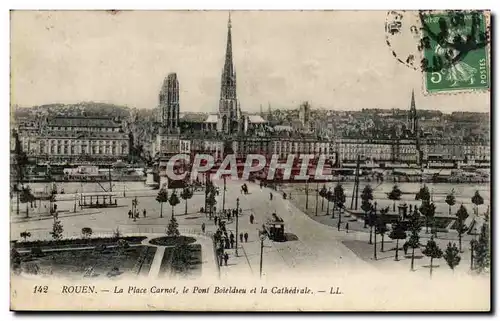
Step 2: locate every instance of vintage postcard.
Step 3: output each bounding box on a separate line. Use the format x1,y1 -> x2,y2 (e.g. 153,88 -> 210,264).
10,10 -> 491,311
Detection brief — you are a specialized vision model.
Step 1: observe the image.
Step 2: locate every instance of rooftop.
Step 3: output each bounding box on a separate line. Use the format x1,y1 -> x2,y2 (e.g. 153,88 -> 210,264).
47,116 -> 122,128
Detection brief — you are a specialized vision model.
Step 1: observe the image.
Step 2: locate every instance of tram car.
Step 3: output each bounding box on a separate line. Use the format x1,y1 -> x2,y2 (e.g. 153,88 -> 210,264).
264,213 -> 286,242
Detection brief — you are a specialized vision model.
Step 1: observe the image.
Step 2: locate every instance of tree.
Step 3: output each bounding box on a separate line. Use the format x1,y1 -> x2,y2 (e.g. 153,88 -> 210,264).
20,231 -> 31,242
473,223 -> 490,273
113,227 -> 121,239
180,187 -> 194,216
471,190 -> 484,216
169,190 -> 180,219
50,219 -> 64,240
376,207 -> 390,252
361,185 -> 373,227
422,237 -> 443,277
361,185 -> 373,204
405,208 -> 422,271
19,186 -> 36,218
387,185 -> 402,212
455,204 -> 469,252
11,248 -> 21,274
319,185 -> 327,211
415,185 -> 431,203
206,190 -> 217,220
443,242 -> 461,271
445,190 -> 456,215
361,200 -> 372,229
156,188 -> 168,218
326,190 -> 333,217
13,130 -> 29,215
81,227 -> 93,238
167,216 -> 180,237
389,221 -> 407,261
419,201 -> 436,234
333,183 -> 346,222
366,206 -> 378,245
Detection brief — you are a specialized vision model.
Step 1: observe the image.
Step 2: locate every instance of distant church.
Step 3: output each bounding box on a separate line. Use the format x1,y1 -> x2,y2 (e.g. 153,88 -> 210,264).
157,13 -> 266,135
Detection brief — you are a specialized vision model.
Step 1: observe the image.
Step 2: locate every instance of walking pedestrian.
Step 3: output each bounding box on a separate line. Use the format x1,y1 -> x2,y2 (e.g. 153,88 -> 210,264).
128,210 -> 132,219
201,222 -> 206,233
214,216 -> 218,226
223,253 -> 229,266
250,214 -> 254,224
227,212 -> 231,221
225,238 -> 230,249
337,221 -> 341,231
270,192 -> 273,201
143,209 -> 146,218
239,208 -> 242,215
345,222 -> 349,233
230,238 -> 234,249
244,232 -> 249,243
219,254 -> 224,266
239,232 -> 244,243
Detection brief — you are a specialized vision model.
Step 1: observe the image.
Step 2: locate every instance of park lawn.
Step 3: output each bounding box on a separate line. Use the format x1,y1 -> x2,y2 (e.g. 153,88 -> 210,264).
20,245 -> 156,278
158,244 -> 202,279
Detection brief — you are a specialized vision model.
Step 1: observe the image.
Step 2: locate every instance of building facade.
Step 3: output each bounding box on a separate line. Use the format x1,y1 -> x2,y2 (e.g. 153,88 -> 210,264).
35,116 -> 129,164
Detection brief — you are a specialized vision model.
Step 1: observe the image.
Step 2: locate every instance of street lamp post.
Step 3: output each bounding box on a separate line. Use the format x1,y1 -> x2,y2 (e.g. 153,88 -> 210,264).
373,201 -> 378,260
222,176 -> 226,212
259,232 -> 267,278
235,197 -> 240,257
305,179 -> 309,210
315,182 -> 319,216
73,189 -> 78,213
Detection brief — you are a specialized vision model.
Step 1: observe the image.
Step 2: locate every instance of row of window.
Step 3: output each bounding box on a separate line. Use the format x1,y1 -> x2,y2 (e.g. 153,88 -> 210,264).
49,126 -> 120,132
42,145 -> 128,155
46,139 -> 124,145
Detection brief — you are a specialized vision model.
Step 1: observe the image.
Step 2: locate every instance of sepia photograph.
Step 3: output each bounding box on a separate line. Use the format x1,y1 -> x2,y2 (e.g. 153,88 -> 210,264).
9,9 -> 491,311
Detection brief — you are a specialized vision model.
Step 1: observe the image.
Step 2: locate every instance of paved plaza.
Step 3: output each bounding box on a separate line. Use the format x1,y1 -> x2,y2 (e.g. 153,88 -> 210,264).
10,179 -> 488,280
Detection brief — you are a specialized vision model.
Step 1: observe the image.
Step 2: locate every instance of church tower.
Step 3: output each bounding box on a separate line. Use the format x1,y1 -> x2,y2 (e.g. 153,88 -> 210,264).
218,12 -> 241,134
409,89 -> 418,136
158,73 -> 180,131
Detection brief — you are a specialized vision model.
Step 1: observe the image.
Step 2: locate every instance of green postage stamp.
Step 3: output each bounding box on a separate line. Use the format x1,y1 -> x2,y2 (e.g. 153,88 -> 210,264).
421,11 -> 490,93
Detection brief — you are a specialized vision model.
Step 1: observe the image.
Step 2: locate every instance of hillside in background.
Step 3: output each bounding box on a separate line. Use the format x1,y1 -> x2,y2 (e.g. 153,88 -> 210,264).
13,102 -> 133,119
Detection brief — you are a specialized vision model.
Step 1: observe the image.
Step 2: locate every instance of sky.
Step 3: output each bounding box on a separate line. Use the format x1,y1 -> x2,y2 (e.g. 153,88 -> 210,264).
10,10 -> 490,113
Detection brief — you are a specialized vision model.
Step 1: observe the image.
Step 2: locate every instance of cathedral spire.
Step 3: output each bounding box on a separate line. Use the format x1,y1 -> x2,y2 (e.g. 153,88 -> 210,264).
219,12 -> 239,134
410,89 -> 416,112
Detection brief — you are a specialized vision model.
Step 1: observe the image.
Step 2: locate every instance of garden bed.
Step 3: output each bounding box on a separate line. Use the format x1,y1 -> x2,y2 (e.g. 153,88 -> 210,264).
149,236 -> 196,247
158,244 -> 202,278
16,245 -> 156,278
14,236 -> 148,251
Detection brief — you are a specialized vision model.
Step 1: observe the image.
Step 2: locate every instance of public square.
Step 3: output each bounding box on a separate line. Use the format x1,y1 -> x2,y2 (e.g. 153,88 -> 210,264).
10,178 -> 487,280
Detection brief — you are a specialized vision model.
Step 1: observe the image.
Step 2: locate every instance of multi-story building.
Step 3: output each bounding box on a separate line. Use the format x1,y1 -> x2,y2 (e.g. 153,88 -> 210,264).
273,138 -> 335,160
232,136 -> 273,158
336,138 -> 420,164
35,116 -> 129,165
152,133 -> 191,158
190,139 -> 225,159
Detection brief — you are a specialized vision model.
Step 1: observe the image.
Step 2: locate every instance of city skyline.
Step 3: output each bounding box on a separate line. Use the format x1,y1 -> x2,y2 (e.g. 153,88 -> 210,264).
11,11 -> 490,113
